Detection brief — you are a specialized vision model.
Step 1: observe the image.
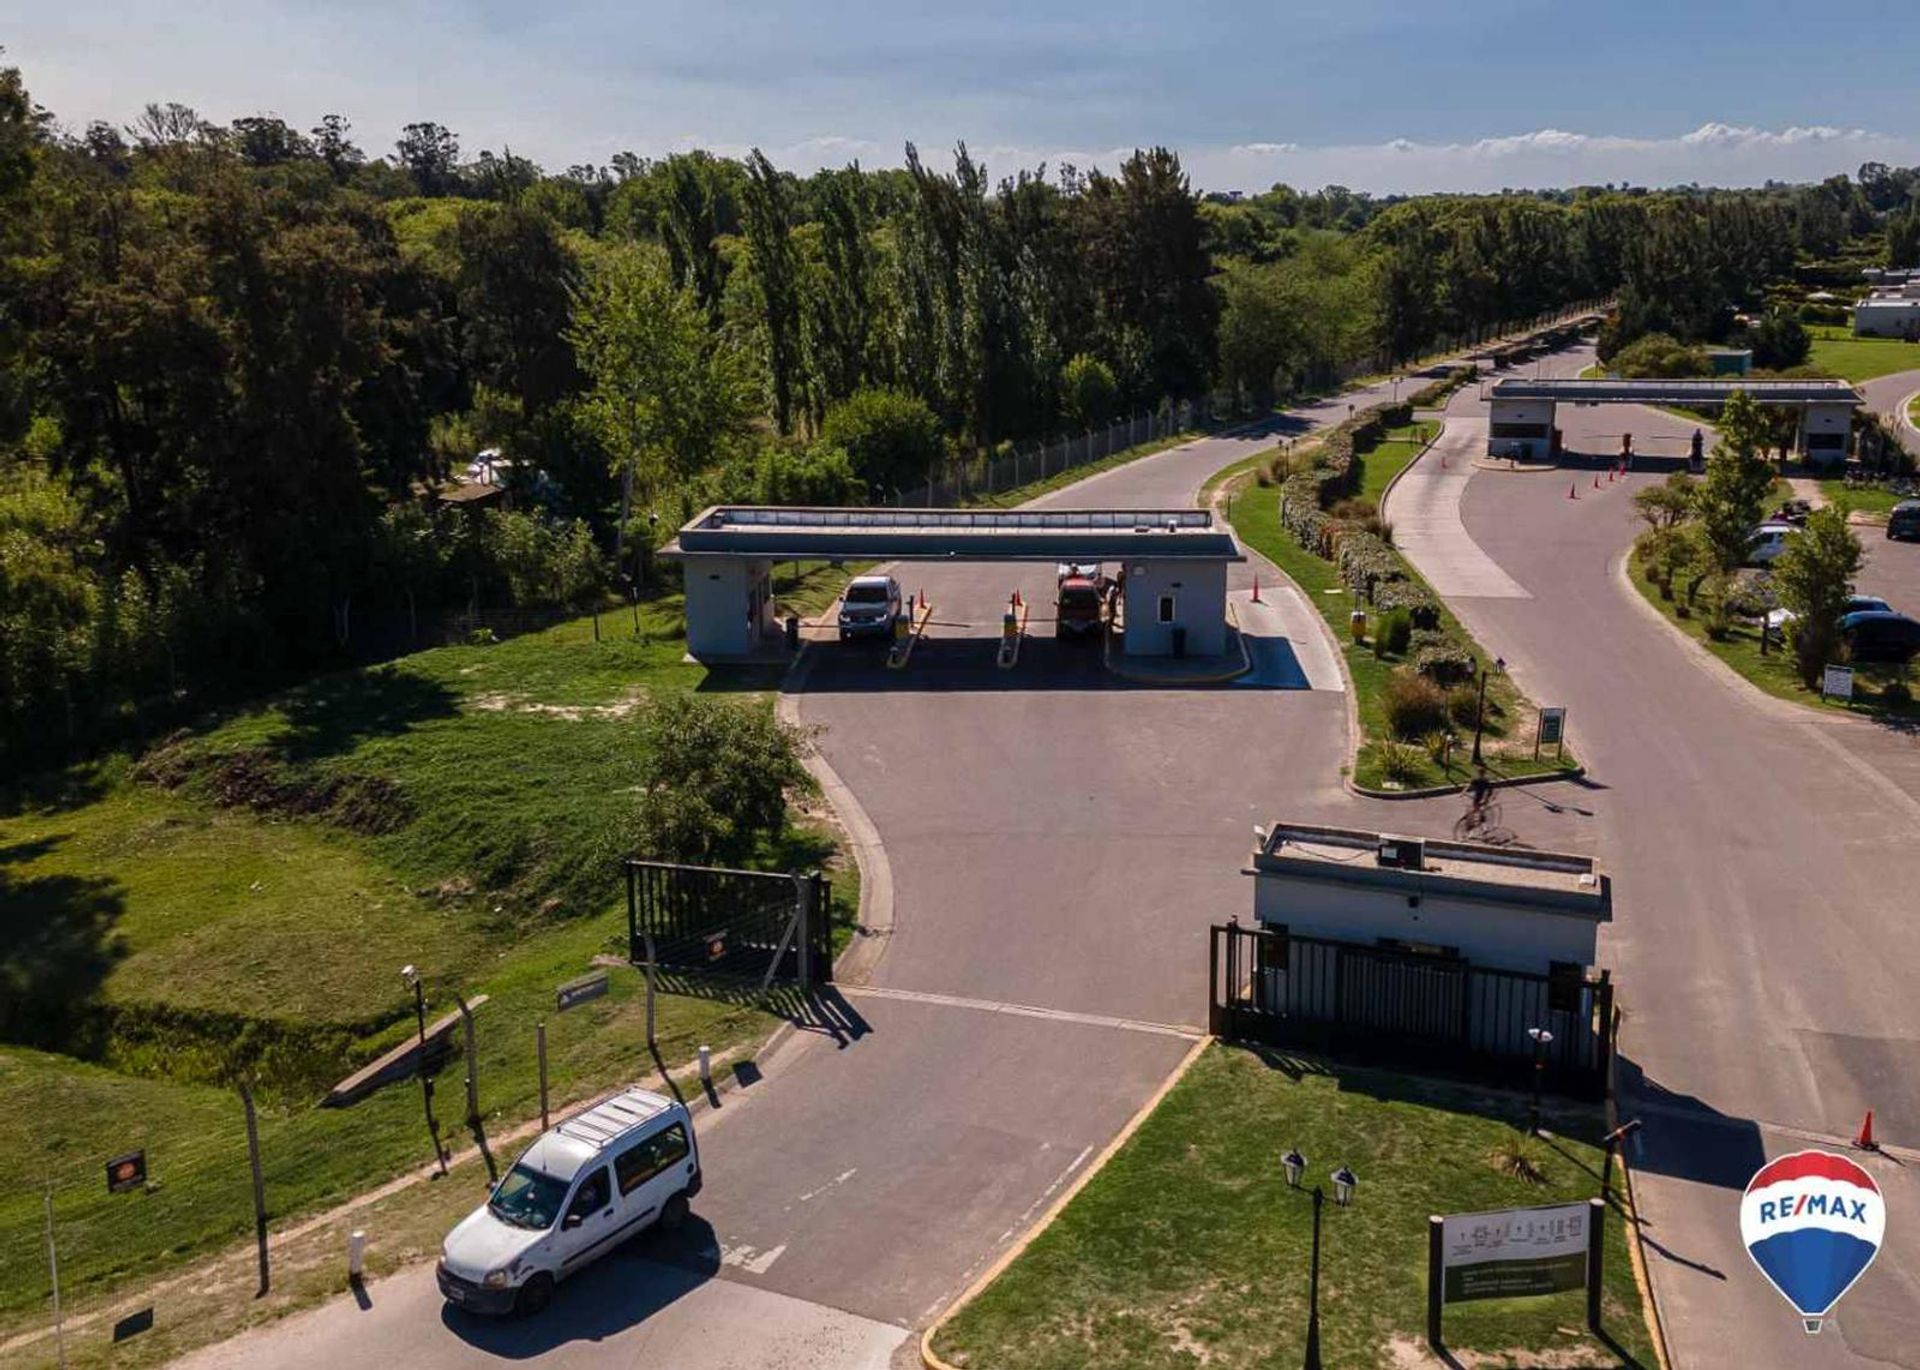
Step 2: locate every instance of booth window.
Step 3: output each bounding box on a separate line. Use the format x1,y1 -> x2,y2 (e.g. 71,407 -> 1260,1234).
1157,594 -> 1176,624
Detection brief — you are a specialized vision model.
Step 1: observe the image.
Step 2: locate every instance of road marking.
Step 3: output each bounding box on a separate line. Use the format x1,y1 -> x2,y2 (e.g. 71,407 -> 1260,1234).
793,1168 -> 858,1205
840,984 -> 1204,1040
721,1242 -> 789,1275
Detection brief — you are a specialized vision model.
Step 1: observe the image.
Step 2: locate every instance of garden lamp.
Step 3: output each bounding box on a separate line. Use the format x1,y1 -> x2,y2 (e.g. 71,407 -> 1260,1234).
1282,1148 -> 1306,1189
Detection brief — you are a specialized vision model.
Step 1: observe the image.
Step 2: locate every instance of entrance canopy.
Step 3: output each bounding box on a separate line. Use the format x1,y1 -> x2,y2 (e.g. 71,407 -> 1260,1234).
661,504 -> 1244,563
1488,377 -> 1863,408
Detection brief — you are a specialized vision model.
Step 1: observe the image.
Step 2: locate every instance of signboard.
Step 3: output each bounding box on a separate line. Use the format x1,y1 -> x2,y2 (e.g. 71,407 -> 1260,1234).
1822,665 -> 1854,701
555,970 -> 610,1013
106,1149 -> 148,1194
1440,1202 -> 1590,1303
1534,707 -> 1567,761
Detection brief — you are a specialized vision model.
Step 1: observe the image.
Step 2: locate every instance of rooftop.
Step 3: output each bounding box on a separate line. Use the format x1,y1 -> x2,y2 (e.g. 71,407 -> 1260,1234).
1248,821 -> 1610,921
662,504 -> 1244,563
522,1086 -> 676,1179
1489,377 -> 1863,407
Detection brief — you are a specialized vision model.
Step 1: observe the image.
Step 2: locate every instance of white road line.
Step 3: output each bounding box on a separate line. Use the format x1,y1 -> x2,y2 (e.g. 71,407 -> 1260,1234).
721,1242 -> 789,1276
840,984 -> 1205,1041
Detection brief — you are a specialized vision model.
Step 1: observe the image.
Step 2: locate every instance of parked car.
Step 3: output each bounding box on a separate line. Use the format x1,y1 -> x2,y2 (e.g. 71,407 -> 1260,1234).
1055,562 -> 1109,639
1769,499 -> 1813,526
438,1087 -> 701,1315
1745,523 -> 1801,566
1766,595 -> 1892,631
1839,610 -> 1920,664
837,574 -> 903,641
1888,500 -> 1920,542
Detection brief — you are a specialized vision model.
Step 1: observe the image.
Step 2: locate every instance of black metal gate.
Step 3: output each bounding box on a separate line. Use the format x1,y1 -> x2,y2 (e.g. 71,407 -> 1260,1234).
1210,921 -> 1612,1099
626,860 -> 833,985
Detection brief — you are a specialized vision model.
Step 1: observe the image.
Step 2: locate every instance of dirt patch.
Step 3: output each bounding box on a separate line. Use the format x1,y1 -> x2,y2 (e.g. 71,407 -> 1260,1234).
136,744 -> 410,835
466,687 -> 645,721
1384,1334 -> 1618,1368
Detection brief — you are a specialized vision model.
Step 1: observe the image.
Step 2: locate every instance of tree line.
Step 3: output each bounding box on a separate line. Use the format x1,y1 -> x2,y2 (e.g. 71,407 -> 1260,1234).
4,52 -> 1918,763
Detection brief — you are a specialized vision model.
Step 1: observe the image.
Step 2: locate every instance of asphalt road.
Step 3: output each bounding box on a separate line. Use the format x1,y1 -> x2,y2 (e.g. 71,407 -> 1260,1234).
1389,356 -> 1920,1368
179,358 -> 1571,1370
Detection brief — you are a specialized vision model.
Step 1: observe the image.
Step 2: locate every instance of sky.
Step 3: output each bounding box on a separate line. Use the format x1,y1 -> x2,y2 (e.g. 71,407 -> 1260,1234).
9,0 -> 1920,194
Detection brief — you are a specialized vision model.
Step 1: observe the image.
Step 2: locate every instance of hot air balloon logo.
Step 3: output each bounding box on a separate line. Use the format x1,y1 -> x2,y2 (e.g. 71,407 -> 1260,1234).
1740,1150 -> 1885,1333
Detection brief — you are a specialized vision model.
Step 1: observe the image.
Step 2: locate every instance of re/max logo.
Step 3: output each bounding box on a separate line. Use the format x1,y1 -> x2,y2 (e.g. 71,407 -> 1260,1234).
1756,1192 -> 1870,1224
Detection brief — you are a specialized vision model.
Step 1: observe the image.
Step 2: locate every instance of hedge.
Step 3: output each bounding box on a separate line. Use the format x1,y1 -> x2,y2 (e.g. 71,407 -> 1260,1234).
1409,365 -> 1477,408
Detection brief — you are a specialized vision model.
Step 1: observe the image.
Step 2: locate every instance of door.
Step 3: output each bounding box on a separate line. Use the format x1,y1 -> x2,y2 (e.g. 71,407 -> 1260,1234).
613,1120 -> 695,1228
555,1165 -> 616,1275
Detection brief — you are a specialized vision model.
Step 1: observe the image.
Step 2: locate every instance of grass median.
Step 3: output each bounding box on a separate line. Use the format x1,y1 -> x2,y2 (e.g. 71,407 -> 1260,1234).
1217,423 -> 1580,792
932,1041 -> 1656,1370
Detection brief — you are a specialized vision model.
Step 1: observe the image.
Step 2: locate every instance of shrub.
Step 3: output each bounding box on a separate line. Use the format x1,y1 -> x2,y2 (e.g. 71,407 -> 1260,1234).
1376,741 -> 1427,785
1446,683 -> 1481,729
1380,609 -> 1413,657
1336,529 -> 1400,600
629,694 -> 816,865
1382,670 -> 1449,739
1883,679 -> 1913,705
820,387 -> 946,488
1061,354 -> 1118,428
1412,638 -> 1477,686
1373,579 -> 1439,629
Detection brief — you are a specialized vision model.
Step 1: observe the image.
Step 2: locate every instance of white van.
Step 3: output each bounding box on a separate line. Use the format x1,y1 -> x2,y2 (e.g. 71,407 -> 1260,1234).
437,1086 -> 701,1315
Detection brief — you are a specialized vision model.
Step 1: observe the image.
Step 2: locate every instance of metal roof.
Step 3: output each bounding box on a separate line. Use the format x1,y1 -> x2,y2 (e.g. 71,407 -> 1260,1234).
1489,378 -> 1863,407
663,505 -> 1244,563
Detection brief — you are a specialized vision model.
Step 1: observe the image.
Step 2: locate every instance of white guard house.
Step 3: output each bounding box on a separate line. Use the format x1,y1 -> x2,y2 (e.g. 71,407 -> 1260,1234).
660,505 -> 1244,660
1486,377 -> 1865,468
1246,821 -> 1610,975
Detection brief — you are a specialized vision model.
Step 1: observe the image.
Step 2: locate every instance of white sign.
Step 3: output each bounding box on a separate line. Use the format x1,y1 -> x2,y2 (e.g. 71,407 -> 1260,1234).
1440,1202 -> 1590,1303
1823,665 -> 1854,701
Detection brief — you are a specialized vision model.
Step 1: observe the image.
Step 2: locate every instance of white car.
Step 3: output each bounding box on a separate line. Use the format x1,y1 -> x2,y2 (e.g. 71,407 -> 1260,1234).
1745,523 -> 1801,566
437,1087 -> 700,1315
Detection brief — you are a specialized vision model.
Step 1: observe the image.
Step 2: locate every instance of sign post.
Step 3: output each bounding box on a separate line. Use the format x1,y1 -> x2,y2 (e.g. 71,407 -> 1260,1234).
1822,665 -> 1854,702
1535,707 -> 1567,761
1428,1200 -> 1598,1347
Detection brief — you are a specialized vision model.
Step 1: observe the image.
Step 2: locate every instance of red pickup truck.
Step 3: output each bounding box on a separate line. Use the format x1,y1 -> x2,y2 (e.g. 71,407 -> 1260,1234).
1055,563 -> 1109,640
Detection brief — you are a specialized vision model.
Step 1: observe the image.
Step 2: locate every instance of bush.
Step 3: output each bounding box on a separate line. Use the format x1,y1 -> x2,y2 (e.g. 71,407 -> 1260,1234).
1411,638 -> 1477,686
1376,741 -> 1427,785
629,694 -> 816,865
1061,354 -> 1118,428
1382,670 -> 1449,740
1380,608 -> 1413,657
1446,683 -> 1481,729
820,388 -> 946,488
1373,579 -> 1439,629
1610,332 -> 1713,379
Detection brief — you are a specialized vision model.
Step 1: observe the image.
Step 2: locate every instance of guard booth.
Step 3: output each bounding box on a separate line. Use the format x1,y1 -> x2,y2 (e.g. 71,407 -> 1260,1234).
1487,378 -> 1865,467
660,505 -> 1245,660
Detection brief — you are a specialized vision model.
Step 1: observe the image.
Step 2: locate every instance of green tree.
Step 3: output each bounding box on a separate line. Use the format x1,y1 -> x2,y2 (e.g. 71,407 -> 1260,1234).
628,694 -> 815,865
395,121 -> 461,195
1694,391 -> 1776,572
820,387 -> 945,490
742,150 -> 806,435
1060,354 -> 1117,428
1773,507 -> 1864,687
453,203 -> 580,419
1745,311 -> 1810,370
1632,472 -> 1696,531
569,246 -> 755,579
1609,332 -> 1711,379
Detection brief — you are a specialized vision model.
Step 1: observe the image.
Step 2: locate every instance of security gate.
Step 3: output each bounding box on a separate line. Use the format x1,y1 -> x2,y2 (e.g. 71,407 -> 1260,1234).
626,860 -> 832,985
1210,921 -> 1613,1099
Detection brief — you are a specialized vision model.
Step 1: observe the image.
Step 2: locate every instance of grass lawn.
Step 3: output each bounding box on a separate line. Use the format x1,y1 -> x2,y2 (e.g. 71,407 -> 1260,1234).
0,585 -> 858,1326
1223,449 -> 1579,792
934,1042 -> 1656,1370
1625,552 -> 1918,720
1813,479 -> 1911,523
1807,325 -> 1920,383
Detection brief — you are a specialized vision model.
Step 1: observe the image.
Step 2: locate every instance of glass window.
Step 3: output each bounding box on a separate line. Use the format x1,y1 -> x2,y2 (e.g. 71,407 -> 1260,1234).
488,1164 -> 570,1230
614,1124 -> 691,1196
845,583 -> 888,603
568,1167 -> 610,1218
1157,594 -> 1176,624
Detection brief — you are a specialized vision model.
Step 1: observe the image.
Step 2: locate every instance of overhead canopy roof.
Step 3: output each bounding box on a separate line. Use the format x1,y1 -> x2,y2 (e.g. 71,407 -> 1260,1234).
662,505 -> 1244,562
1489,378 -> 1863,407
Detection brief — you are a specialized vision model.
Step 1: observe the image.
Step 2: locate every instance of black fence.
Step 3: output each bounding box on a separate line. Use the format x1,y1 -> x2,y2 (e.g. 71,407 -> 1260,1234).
626,860 -> 833,985
1209,921 -> 1613,1100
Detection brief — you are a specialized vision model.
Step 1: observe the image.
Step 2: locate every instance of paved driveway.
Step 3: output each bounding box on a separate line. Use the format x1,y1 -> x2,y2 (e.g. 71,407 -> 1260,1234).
1389,360 -> 1920,1369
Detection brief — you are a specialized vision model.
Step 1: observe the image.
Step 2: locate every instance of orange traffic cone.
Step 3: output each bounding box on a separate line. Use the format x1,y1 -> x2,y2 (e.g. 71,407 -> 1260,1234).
1593,474 -> 1602,489
1568,483 -> 1578,500
1857,1110 -> 1878,1151
1012,588 -> 1020,608
1252,574 -> 1262,603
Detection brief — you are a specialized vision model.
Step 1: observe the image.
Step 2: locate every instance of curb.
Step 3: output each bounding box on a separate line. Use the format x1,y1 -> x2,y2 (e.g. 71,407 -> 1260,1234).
1346,764 -> 1587,802
919,1035 -> 1213,1370
1101,605 -> 1254,685
1470,457 -> 1559,473
1615,1135 -> 1675,1370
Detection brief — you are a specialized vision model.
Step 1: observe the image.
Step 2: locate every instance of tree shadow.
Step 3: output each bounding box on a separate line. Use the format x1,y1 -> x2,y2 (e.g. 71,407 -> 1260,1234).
0,834 -> 128,1046
271,665 -> 461,762
0,761 -> 116,821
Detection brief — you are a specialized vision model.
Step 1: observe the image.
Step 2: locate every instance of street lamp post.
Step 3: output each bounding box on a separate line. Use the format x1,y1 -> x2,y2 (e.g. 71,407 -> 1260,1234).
1526,1026 -> 1555,1136
1469,657 -> 1506,768
402,966 -> 447,1175
1304,1185 -> 1325,1370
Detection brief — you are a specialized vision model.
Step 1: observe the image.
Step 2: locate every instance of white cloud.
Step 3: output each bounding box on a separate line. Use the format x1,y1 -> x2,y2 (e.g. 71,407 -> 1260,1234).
1190,122 -> 1915,194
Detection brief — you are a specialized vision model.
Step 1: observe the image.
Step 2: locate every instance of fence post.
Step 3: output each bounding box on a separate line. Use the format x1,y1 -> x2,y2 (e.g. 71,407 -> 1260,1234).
794,870 -> 816,988
240,1082 -> 269,1297
43,1182 -> 65,1370
537,1021 -> 549,1131
1586,1196 -> 1605,1333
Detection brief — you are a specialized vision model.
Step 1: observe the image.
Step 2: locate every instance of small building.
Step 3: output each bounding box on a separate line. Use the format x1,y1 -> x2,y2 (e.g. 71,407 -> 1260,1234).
1854,297 -> 1920,339
1707,348 -> 1753,376
1487,377 -> 1863,466
1246,821 -> 1610,975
